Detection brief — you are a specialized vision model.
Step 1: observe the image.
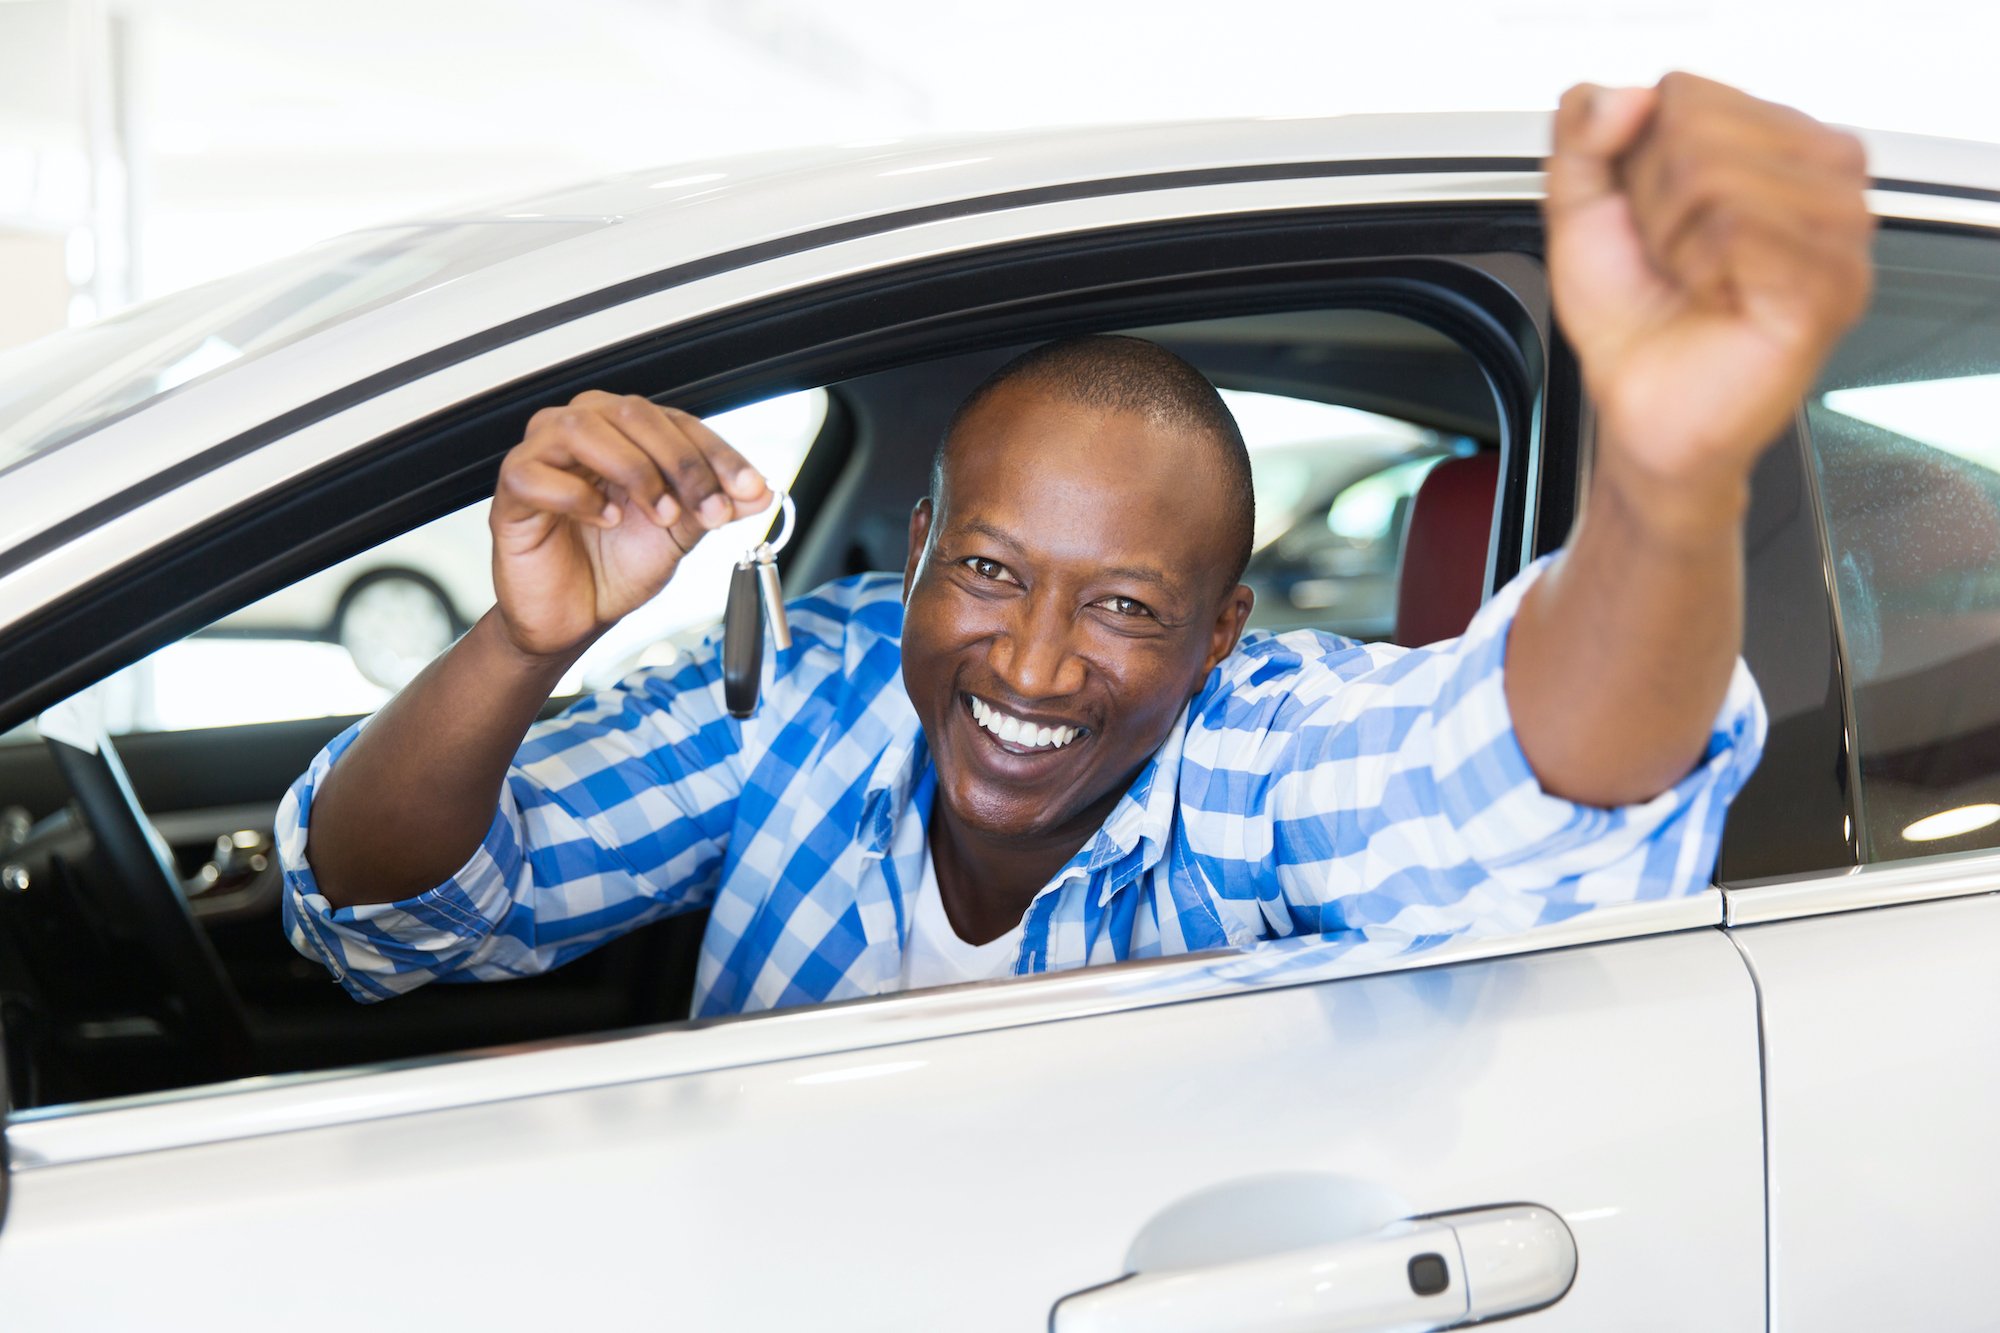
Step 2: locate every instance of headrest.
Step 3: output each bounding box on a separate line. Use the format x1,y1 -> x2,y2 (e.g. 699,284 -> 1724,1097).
1393,451 -> 1499,648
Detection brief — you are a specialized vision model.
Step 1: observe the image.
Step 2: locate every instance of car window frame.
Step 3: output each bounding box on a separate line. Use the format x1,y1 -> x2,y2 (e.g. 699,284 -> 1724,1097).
2,183 -> 1681,1150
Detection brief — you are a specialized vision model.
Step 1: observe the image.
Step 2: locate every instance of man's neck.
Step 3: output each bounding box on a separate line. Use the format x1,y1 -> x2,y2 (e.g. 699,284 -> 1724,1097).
926,791 -> 1123,946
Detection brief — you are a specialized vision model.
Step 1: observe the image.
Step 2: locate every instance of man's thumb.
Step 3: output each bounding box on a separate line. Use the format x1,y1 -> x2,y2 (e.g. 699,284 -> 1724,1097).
1544,83 -> 1657,220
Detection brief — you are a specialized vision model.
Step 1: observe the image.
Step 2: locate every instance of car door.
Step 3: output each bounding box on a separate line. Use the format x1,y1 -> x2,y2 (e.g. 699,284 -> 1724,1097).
1718,214 -> 2000,1333
0,155 -> 1768,1329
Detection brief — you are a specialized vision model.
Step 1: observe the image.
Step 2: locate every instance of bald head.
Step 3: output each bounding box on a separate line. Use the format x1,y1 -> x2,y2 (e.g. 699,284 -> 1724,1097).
931,336 -> 1256,585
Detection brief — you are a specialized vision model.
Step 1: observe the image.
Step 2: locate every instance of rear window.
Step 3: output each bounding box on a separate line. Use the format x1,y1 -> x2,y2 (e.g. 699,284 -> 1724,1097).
1804,228 -> 2000,861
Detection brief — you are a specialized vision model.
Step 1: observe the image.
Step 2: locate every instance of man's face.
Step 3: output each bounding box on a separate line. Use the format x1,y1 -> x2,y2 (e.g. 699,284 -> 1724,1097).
900,382 -> 1254,845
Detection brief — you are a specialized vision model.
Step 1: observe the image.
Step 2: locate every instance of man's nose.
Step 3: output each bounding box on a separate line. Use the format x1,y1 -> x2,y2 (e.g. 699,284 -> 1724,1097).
989,594 -> 1086,699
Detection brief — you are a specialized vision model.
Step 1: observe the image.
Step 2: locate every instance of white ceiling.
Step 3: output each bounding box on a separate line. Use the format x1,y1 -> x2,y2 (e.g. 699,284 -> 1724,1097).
9,0 -> 2000,297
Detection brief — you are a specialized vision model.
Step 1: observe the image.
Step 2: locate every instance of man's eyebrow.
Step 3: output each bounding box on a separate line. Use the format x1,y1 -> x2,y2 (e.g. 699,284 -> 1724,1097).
1101,562 -> 1174,588
953,519 -> 1176,588
956,519 -> 1025,552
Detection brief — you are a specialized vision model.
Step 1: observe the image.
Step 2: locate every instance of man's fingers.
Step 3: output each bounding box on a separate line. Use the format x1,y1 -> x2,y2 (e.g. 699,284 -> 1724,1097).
1624,85 -> 1860,220
1645,158 -> 1870,306
1619,75 -> 1869,304
599,398 -> 745,530
1545,83 -> 1659,220
544,409 -> 677,524
503,393 -> 773,540
498,458 -> 620,530
663,407 -> 772,509
1714,207 -> 1875,343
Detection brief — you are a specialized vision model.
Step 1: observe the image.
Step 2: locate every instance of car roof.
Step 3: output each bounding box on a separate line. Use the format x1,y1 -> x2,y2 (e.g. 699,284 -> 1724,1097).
3,111 -> 1997,556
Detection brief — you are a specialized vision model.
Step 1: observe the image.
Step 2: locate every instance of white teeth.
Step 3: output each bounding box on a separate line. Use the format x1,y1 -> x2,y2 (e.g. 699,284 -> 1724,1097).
968,697 -> 1080,751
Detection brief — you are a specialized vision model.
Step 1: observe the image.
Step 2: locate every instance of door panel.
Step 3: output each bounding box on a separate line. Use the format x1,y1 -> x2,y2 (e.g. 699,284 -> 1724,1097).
0,930 -> 1763,1330
1735,895 -> 2000,1332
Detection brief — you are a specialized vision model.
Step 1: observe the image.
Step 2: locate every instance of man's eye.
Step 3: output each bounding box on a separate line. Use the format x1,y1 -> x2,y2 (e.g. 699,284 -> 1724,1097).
1099,595 -> 1155,619
962,557 -> 1012,582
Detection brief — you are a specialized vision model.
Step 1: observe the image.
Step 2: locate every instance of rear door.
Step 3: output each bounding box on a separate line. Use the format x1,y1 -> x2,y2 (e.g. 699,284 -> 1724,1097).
0,176 -> 1769,1330
1725,215 -> 2000,1333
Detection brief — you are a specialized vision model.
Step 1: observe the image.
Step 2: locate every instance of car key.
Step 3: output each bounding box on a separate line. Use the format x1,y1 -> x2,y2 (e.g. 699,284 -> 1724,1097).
723,489 -> 796,718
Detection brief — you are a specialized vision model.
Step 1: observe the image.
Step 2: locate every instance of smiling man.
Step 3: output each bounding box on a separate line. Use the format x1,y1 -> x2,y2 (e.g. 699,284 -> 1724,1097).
280,75 -> 1873,1013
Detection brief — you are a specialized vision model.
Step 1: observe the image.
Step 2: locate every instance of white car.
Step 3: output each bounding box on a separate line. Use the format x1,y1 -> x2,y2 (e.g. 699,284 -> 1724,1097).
0,113 -> 1997,1331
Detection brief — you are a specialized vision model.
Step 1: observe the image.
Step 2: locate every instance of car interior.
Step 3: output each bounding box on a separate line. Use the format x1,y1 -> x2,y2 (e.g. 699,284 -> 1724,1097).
0,300 -> 1509,1114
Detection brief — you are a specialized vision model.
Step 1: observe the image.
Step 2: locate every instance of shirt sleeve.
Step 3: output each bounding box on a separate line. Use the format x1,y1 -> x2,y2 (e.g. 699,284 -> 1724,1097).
1205,556 -> 1767,949
278,632 -> 747,1003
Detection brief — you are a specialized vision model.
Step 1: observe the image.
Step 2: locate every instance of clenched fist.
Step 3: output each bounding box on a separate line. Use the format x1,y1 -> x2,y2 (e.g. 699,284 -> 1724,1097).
1544,73 -> 1874,513
489,391 -> 772,659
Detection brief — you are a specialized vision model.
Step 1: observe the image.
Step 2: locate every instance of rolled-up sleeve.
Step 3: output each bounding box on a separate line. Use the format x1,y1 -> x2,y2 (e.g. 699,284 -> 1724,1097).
1212,557 -> 1765,947
279,638 -> 746,1002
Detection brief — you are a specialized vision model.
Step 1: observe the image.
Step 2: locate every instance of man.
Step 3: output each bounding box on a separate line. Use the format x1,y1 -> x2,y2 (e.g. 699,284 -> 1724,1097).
279,75 -> 1872,1015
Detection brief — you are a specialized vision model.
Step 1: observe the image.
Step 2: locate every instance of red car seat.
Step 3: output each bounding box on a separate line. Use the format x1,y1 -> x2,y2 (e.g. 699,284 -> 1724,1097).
1393,451 -> 1500,648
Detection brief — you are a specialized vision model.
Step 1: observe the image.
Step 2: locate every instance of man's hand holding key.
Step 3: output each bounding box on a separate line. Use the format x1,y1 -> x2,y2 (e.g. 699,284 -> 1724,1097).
490,391 -> 773,661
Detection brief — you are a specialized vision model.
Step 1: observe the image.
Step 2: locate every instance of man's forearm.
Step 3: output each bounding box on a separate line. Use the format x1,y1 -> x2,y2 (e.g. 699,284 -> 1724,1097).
1504,445 -> 1748,808
306,609 -> 592,908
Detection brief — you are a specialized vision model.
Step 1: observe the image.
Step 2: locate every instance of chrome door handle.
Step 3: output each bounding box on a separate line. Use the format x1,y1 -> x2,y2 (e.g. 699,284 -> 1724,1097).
1051,1204 -> 1575,1333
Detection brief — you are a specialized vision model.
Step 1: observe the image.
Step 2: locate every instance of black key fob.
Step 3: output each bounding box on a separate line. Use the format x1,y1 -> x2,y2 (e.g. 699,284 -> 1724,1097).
723,559 -> 763,719
720,488 -> 796,720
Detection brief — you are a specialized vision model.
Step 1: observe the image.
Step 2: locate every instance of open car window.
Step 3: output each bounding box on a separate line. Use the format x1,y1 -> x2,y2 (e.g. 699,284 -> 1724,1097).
89,389 -> 827,737
1232,389 -> 1470,642
2,294 -> 1512,1114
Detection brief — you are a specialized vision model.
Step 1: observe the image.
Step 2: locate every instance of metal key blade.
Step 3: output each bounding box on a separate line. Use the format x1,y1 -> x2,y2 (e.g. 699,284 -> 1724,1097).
756,557 -> 790,652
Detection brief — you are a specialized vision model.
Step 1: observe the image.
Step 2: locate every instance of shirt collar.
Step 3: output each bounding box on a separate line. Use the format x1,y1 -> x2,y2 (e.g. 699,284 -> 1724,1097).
859,696 -> 929,858
1077,704 -> 1190,904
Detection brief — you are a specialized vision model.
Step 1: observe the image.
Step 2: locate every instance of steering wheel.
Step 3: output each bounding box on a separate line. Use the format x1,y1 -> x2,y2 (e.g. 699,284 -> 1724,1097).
44,730 -> 259,1084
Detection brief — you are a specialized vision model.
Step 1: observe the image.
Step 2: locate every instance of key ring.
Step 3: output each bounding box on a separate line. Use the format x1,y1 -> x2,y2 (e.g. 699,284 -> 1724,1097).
757,489 -> 797,559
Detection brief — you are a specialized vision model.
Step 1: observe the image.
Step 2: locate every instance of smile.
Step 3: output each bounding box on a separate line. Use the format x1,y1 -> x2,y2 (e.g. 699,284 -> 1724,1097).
967,695 -> 1084,751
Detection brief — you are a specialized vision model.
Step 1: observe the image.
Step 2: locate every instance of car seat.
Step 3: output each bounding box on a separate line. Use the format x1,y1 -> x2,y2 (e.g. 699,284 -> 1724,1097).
1393,450 -> 1499,647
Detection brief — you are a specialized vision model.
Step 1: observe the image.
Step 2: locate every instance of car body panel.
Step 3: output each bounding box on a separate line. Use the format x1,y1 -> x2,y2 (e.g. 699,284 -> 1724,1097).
1732,896 -> 2000,1333
0,928 -> 1764,1331
6,890 -> 1723,1166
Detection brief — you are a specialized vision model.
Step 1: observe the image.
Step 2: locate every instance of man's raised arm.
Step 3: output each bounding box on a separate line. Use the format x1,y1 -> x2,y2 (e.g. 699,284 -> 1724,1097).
304,393 -> 771,908
1508,74 -> 1873,807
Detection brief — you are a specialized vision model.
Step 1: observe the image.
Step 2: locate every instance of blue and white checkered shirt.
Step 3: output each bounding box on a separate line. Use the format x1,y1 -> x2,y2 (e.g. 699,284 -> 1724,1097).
279,562 -> 1765,1018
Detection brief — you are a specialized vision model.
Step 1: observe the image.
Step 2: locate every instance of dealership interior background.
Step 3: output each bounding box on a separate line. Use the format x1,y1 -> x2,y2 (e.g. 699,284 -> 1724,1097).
0,0 -> 1987,355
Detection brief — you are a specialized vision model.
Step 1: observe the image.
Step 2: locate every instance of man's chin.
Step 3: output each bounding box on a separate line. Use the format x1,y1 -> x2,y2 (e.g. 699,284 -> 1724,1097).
936,775 -> 1089,844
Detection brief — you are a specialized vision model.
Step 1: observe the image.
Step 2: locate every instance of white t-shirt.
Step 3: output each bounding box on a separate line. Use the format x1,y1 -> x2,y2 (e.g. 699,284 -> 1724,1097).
898,851 -> 1025,992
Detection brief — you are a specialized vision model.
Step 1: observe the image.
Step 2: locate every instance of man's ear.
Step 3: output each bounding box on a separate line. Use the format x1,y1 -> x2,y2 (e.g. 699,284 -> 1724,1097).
1202,584 -> 1256,675
902,497 -> 934,602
